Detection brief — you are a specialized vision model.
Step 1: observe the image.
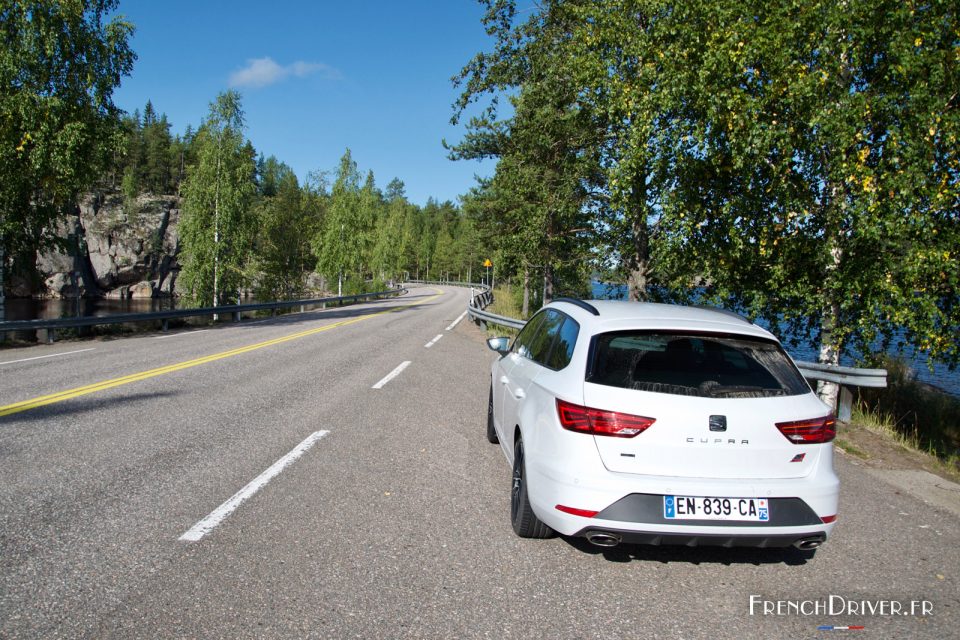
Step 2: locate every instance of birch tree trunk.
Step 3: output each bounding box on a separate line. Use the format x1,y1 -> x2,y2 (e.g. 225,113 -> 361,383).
213,146 -> 222,311
522,265 -> 530,318
816,243 -> 844,410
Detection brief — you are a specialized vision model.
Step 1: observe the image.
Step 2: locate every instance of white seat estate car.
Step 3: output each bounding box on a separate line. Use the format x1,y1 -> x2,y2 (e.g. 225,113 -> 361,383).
485,298 -> 839,551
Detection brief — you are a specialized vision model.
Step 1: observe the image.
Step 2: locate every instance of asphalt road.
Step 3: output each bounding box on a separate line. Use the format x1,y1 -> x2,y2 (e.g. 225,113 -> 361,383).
0,285 -> 957,639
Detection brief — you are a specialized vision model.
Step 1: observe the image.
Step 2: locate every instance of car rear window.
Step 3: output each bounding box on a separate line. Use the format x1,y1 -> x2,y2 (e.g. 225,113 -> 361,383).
587,332 -> 810,398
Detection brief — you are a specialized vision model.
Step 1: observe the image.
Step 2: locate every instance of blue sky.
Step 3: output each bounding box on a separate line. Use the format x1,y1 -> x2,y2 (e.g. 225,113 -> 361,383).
111,1 -> 498,206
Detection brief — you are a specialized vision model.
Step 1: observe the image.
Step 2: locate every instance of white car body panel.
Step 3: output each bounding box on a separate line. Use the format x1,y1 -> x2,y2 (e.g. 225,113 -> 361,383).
488,299 -> 840,548
583,383 -> 829,479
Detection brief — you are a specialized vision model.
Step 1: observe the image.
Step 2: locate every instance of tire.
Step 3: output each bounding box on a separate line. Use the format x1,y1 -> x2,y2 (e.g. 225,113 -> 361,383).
511,437 -> 553,538
486,383 -> 499,444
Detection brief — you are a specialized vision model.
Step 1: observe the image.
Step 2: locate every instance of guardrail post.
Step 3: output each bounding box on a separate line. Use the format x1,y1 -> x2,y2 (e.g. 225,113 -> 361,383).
46,328 -> 56,344
838,387 -> 854,422
162,319 -> 169,332
234,311 -> 241,322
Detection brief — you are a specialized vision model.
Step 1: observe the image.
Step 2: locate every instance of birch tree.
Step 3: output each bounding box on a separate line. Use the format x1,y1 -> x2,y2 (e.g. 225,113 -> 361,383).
650,0 -> 960,404
313,150 -> 366,295
180,91 -> 256,307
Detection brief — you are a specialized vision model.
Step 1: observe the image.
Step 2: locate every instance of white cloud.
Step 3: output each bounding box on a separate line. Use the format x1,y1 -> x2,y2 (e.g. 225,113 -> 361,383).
229,57 -> 340,89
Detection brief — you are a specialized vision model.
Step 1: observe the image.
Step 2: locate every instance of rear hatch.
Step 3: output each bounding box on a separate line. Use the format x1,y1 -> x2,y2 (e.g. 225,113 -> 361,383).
584,331 -> 831,480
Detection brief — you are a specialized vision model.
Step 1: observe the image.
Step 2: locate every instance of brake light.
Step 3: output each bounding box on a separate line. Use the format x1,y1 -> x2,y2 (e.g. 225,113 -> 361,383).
776,415 -> 837,444
556,399 -> 655,438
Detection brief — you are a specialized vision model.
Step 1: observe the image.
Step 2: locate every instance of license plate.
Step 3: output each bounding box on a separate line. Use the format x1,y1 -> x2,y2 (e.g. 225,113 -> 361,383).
664,496 -> 769,522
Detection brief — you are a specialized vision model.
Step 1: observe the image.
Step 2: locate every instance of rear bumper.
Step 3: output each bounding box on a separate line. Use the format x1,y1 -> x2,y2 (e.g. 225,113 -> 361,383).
573,526 -> 827,549
595,493 -> 822,526
526,445 -> 839,541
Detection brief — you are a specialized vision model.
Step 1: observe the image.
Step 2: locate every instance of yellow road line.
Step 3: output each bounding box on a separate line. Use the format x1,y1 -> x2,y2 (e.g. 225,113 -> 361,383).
0,290 -> 443,418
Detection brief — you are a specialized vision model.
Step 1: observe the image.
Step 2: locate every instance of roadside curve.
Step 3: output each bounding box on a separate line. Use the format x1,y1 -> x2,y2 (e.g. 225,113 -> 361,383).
0,289 -> 442,418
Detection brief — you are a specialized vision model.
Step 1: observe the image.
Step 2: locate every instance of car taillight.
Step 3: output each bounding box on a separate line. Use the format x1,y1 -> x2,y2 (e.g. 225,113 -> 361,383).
776,415 -> 836,444
556,399 -> 655,438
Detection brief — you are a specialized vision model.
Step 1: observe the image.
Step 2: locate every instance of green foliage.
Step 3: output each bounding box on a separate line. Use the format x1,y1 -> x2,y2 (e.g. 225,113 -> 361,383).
856,357 -> 960,466
453,0 -> 960,378
370,190 -> 407,280
450,1 -> 599,303
308,151 -> 485,290
253,161 -> 319,300
179,91 -> 257,306
651,0 -> 960,371
110,101 -> 180,196
0,0 -> 135,281
313,149 -> 369,289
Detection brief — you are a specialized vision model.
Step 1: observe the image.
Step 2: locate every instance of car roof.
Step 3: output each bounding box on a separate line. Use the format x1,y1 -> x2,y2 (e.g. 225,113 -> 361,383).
546,299 -> 779,342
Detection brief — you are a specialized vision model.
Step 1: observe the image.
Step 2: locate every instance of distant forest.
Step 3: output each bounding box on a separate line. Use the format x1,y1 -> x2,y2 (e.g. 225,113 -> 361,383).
106,97 -> 487,304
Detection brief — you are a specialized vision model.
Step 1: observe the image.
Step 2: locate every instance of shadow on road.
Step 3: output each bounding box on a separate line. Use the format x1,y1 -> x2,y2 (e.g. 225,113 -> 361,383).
563,536 -> 817,566
0,390 -> 182,424
189,290 -> 445,335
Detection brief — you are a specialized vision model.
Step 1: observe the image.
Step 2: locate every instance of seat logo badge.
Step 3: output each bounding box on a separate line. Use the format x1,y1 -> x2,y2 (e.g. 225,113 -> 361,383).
791,453 -> 806,463
709,415 -> 727,432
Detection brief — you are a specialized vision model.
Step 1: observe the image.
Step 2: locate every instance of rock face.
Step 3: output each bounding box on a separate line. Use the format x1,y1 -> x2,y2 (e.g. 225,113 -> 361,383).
37,191 -> 181,299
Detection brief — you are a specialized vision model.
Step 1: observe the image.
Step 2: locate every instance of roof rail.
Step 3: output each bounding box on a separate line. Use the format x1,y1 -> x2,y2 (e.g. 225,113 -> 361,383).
553,297 -> 600,316
694,305 -> 751,324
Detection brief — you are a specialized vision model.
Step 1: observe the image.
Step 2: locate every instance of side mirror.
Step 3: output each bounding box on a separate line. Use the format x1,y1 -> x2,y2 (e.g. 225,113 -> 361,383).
486,337 -> 511,356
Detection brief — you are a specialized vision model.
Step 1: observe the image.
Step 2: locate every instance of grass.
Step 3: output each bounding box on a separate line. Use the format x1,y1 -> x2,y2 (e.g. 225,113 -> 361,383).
834,436 -> 869,460
486,284 -> 527,321
482,285 -> 526,338
854,356 -> 960,472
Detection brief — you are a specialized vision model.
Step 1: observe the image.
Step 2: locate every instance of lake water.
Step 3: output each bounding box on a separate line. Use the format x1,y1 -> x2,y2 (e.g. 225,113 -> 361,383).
591,281 -> 959,397
1,297 -> 178,322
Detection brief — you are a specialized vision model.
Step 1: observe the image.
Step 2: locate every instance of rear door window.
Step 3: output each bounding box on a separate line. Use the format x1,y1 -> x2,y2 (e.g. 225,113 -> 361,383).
587,332 -> 810,398
546,316 -> 579,370
512,309 -> 579,370
526,310 -> 564,365
512,312 -> 547,360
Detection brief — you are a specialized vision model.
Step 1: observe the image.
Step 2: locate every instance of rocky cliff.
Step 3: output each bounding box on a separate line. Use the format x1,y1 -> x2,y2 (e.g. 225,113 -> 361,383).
37,191 -> 181,299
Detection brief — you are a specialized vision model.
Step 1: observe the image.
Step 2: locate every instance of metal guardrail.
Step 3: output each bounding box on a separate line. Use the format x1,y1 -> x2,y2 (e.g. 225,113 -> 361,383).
405,279 -> 481,289
0,288 -> 406,342
794,361 -> 887,388
463,284 -> 523,330
459,292 -> 887,420
469,301 -> 524,330
401,280 -> 513,328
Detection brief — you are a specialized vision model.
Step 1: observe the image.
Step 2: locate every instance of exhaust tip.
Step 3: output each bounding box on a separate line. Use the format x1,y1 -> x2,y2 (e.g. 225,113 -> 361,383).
793,536 -> 825,550
586,532 -> 622,548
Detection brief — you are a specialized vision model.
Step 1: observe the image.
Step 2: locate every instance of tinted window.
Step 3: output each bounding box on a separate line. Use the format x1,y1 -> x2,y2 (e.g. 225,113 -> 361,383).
546,317 -> 580,370
513,310 -> 578,369
512,312 -> 547,360
527,310 -> 564,365
588,332 -> 809,398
